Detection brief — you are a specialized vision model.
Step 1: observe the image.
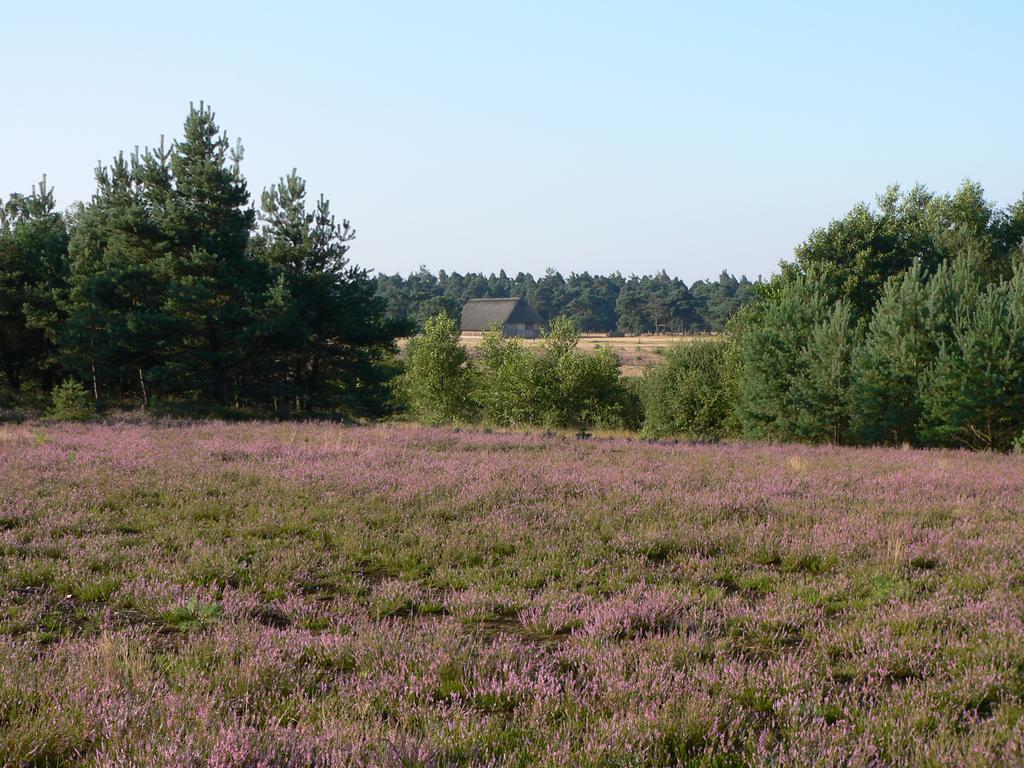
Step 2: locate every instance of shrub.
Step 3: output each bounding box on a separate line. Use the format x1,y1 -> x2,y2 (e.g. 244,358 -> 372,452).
48,378 -> 94,421
640,339 -> 729,440
475,327 -> 539,427
533,317 -> 627,433
401,313 -> 475,424
618,377 -> 645,432
474,318 -> 632,433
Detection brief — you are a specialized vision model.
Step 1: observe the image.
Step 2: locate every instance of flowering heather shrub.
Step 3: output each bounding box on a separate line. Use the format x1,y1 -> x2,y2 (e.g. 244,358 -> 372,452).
1,421 -> 1024,766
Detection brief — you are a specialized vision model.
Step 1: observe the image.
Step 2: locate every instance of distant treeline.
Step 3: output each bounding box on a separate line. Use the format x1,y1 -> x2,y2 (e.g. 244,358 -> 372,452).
376,268 -> 760,334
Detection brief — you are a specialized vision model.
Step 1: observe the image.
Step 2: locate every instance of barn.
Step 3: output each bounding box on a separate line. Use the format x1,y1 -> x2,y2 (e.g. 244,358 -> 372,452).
460,298 -> 545,338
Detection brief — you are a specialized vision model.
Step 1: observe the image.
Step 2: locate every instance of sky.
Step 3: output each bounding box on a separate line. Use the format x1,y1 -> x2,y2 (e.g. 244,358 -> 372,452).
2,1 -> 1022,283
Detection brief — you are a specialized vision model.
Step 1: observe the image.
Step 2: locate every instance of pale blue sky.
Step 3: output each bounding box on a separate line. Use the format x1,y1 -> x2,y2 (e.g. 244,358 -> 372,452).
2,1 -> 1021,282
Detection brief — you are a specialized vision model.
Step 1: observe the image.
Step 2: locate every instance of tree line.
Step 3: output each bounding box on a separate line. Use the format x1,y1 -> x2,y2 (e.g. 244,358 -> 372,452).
4,103 -> 1023,451
644,182 -> 1024,451
376,267 -> 760,334
403,181 -> 1024,451
0,104 -> 404,416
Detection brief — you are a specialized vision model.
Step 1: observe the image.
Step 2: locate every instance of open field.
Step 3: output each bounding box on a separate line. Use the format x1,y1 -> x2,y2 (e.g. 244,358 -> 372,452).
400,334 -> 706,376
2,422 -> 1024,766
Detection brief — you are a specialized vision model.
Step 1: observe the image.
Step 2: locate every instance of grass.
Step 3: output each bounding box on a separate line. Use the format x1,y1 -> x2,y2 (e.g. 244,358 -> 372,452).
0,420 -> 1022,766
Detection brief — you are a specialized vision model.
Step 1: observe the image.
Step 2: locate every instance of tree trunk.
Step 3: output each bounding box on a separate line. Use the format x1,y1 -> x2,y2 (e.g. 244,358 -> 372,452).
138,368 -> 148,407
309,351 -> 321,409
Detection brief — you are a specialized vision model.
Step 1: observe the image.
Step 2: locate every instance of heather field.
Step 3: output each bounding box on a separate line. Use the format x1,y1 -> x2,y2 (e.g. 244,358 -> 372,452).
2,423 -> 1024,767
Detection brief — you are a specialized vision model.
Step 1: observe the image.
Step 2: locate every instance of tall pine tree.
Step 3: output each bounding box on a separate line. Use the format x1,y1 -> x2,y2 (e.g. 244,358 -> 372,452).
63,152 -> 170,401
251,170 -> 403,413
848,262 -> 932,445
159,103 -> 259,403
0,178 -> 69,393
63,104 -> 261,404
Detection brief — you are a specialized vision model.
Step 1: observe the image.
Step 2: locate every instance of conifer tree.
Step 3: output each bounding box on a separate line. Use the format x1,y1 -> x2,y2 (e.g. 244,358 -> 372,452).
63,151 -> 175,402
0,177 -> 70,392
56,103 -> 405,411
920,264 -> 1024,450
848,262 -> 932,444
921,256 -> 983,344
159,103 -> 259,403
252,170 -> 402,413
62,105 -> 262,404
733,271 -> 834,441
792,299 -> 856,443
849,257 -> 985,446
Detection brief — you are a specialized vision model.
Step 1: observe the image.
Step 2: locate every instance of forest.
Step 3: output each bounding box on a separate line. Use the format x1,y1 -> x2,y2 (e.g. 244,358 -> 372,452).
0,104 -> 403,416
376,268 -> 759,334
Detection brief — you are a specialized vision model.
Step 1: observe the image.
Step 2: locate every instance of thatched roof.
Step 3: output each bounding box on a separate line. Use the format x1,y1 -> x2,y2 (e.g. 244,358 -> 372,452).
460,298 -> 544,331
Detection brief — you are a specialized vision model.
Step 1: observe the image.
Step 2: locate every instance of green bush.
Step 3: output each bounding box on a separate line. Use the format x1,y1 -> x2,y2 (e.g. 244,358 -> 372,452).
473,316 -> 630,434
618,377 -> 645,432
640,339 -> 729,440
475,327 -> 540,427
401,313 -> 475,424
48,378 -> 95,421
534,317 -> 627,433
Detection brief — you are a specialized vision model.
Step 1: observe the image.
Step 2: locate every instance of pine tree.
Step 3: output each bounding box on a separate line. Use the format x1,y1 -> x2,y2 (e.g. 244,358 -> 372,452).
57,103 -> 406,412
62,105 -> 262,405
159,102 -> 259,403
63,152 -> 175,403
252,170 -> 403,413
614,278 -> 648,334
921,256 -> 983,344
848,257 -> 984,446
0,177 -> 70,392
792,300 -> 856,443
920,264 -> 1024,450
848,261 -> 932,445
733,271 -> 834,441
